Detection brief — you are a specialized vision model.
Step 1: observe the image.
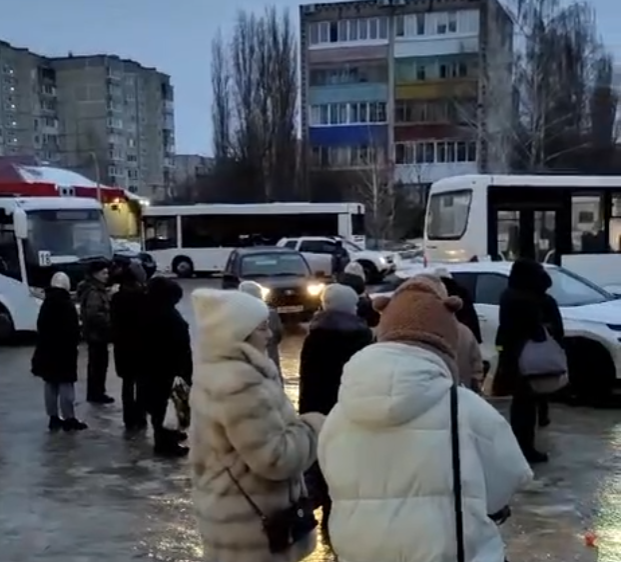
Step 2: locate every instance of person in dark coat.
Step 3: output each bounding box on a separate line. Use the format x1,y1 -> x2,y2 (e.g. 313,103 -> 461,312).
435,268 -> 482,343
299,283 -> 373,534
111,261 -> 149,431
331,239 -> 350,279
77,259 -> 114,404
494,259 -> 564,464
338,261 -> 380,328
31,272 -> 87,432
144,276 -> 193,457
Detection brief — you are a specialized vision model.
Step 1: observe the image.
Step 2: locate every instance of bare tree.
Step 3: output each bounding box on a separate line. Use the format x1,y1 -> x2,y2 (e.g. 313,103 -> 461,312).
208,7 -> 299,202
210,30 -> 231,160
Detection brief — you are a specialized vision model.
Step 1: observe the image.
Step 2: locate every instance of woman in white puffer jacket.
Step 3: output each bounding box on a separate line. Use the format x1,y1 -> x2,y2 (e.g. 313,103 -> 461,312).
318,275 -> 533,562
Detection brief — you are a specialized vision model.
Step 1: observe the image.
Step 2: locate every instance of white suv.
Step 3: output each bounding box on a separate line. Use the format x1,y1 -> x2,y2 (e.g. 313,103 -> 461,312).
277,236 -> 398,283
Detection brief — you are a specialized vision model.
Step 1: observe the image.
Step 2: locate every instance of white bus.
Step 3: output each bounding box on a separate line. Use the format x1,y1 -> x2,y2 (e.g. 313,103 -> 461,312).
424,174 -> 621,290
141,202 -> 366,276
0,197 -> 113,339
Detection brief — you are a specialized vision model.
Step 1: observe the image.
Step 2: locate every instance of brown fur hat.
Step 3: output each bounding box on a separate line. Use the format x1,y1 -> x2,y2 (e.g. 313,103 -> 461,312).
373,274 -> 463,359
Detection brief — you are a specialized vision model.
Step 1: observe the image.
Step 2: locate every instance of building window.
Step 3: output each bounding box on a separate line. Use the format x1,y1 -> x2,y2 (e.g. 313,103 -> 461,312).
310,102 -> 387,126
310,145 -> 382,169
394,140 -> 477,165
396,15 -> 405,37
309,17 -> 388,45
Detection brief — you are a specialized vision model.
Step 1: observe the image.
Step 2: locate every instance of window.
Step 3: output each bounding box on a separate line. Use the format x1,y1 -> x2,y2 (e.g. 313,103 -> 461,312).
241,252 -> 310,277
309,22 -> 320,45
426,189 -> 472,240
416,14 -> 425,35
300,240 -> 336,254
396,15 -> 405,37
338,20 -> 349,41
349,20 -> 358,41
358,18 -> 368,40
474,274 -> 508,305
352,213 -> 366,236
369,18 -> 378,39
0,210 -> 21,281
329,21 -> 339,43
416,65 -> 426,81
547,268 -> 612,307
572,195 -> 605,253
283,240 -> 298,250
448,12 -> 458,32
379,17 -> 389,39
423,142 -> 435,163
143,216 -> 177,250
610,193 -> 621,252
456,141 -> 467,162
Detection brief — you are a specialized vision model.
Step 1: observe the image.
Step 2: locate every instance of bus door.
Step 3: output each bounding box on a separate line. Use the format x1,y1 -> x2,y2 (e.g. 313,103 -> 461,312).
487,186 -> 567,264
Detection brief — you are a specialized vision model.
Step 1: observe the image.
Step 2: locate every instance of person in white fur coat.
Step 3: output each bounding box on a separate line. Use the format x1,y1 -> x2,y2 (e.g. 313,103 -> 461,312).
189,288 -> 325,562
318,275 -> 533,562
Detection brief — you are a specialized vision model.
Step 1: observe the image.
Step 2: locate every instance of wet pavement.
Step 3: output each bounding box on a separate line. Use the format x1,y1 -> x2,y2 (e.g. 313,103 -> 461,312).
0,279 -> 619,562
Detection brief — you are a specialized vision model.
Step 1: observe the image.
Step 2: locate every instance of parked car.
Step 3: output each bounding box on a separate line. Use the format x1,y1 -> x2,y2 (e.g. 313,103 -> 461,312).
371,262 -> 621,404
276,236 -> 398,283
222,247 -> 325,321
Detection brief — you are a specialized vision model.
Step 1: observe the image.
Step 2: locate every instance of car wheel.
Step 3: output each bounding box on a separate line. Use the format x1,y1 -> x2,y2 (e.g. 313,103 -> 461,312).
0,305 -> 15,342
172,257 -> 194,278
358,260 -> 380,284
563,337 -> 617,407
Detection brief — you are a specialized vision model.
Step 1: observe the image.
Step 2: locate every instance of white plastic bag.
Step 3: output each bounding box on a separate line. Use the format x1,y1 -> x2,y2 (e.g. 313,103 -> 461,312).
163,398 -> 179,430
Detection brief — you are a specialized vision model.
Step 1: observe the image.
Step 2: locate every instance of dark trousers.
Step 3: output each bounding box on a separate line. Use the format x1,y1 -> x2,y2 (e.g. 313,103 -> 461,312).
121,377 -> 147,428
148,380 -> 174,442
537,397 -> 549,424
86,342 -> 109,400
510,380 -> 538,453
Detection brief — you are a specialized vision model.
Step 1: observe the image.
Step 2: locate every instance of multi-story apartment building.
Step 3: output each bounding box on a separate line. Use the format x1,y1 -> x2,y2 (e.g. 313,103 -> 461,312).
0,40 -> 175,199
173,153 -> 214,186
300,0 -> 514,195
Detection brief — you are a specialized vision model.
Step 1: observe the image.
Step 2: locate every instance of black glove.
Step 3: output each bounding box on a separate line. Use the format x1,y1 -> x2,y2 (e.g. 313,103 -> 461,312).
489,505 -> 511,524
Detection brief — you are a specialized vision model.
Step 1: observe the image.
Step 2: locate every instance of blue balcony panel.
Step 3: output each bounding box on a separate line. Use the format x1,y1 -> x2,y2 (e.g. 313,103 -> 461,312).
308,83 -> 389,105
309,125 -> 387,147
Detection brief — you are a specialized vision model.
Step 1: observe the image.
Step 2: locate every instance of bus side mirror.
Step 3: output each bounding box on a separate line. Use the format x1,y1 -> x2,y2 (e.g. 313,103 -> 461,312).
13,209 -> 28,240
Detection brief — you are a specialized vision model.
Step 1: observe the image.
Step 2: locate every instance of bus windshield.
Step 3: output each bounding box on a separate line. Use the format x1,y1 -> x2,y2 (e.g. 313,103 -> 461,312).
26,209 -> 112,262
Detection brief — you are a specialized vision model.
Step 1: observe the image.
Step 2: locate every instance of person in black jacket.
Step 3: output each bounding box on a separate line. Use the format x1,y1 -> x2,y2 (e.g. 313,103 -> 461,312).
299,283 -> 373,533
338,261 -> 380,327
494,259 -> 564,464
31,272 -> 87,432
435,268 -> 482,343
111,261 -> 149,431
144,276 -> 193,457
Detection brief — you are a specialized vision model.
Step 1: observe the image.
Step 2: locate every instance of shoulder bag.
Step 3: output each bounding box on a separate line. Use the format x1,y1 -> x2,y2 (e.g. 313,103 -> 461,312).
225,467 -> 318,554
518,329 -> 569,395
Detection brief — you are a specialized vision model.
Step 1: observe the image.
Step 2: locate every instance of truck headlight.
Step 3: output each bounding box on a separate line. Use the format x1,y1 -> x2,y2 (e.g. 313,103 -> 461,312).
307,283 -> 325,297
260,286 -> 271,300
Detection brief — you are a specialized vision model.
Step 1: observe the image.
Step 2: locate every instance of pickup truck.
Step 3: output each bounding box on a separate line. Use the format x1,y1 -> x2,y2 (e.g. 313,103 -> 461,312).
276,236 -> 398,283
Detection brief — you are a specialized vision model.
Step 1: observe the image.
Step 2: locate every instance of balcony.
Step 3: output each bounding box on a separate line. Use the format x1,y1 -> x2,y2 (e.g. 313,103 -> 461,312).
395,78 -> 477,101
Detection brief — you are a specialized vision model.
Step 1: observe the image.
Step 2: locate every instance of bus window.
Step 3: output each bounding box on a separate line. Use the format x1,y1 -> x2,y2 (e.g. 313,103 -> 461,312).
426,190 -> 472,240
351,212 -> 366,237
571,195 -> 606,253
0,216 -> 21,281
610,194 -> 621,253
144,217 -> 177,250
496,210 -> 520,260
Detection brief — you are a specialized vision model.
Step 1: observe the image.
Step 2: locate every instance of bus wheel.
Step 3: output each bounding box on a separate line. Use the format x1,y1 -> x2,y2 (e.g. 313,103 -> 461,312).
0,305 -> 15,342
563,337 -> 616,408
173,257 -> 194,278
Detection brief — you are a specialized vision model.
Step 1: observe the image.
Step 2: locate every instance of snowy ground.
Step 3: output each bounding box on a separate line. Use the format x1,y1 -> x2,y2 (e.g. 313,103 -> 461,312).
0,279 -> 619,562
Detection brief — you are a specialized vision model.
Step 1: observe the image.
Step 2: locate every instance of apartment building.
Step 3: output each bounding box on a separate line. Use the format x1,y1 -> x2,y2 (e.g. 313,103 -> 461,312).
173,153 -> 214,186
0,40 -> 175,198
300,0 -> 514,192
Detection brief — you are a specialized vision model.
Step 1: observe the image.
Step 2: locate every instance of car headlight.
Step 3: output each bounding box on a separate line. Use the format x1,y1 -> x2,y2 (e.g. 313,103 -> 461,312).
307,283 -> 325,297
378,257 -> 387,265
260,286 -> 271,300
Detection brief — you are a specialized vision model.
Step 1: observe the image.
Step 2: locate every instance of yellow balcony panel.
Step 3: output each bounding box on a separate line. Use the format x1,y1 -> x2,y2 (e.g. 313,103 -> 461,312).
395,79 -> 477,100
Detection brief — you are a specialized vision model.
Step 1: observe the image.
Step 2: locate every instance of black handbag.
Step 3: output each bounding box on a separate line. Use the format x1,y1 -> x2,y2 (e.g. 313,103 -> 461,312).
226,467 -> 318,554
450,384 -> 466,562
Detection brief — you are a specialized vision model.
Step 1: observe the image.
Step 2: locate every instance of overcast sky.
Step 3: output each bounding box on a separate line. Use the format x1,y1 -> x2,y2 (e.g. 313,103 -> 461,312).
0,0 -> 619,154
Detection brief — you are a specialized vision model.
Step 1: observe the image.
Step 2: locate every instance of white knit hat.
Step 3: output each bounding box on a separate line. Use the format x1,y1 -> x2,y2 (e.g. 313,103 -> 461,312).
321,283 -> 359,314
192,288 -> 269,351
238,280 -> 263,300
344,261 -> 365,280
50,271 -> 70,291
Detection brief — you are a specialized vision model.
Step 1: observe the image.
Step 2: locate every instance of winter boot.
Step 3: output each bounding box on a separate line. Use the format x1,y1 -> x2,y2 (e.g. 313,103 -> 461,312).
62,418 -> 88,432
48,416 -> 63,432
154,431 -> 189,458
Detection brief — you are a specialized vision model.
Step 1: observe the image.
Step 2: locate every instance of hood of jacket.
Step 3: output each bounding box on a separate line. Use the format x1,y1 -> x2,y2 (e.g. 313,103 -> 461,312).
44,286 -> 72,304
147,276 -> 183,306
508,258 -> 551,294
338,272 -> 366,295
309,309 -> 369,333
338,341 -> 454,428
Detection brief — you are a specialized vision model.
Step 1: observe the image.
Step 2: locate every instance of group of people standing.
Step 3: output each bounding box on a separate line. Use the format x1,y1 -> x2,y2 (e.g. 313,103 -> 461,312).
186,259 -> 563,562
32,259 -> 192,457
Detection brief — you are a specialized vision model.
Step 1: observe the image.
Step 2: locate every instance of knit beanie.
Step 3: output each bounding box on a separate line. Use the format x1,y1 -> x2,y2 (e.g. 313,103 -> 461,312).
192,288 -> 269,353
321,283 -> 359,315
238,280 -> 264,300
344,261 -> 365,281
372,274 -> 463,360
50,271 -> 70,291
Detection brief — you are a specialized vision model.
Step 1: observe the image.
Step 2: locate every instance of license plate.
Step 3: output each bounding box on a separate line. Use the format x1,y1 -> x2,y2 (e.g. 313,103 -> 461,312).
277,305 -> 304,314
